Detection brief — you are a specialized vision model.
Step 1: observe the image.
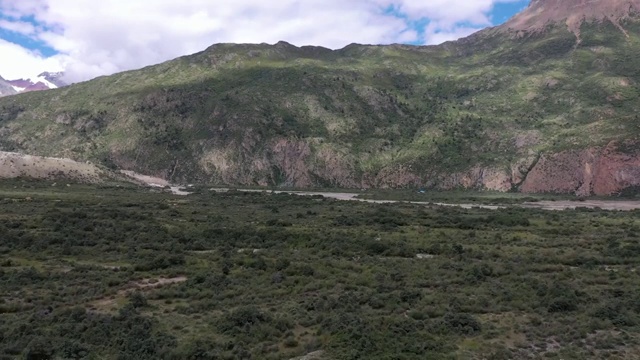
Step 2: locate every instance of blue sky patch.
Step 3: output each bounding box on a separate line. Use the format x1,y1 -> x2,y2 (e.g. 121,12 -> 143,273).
491,1 -> 530,24
382,0 -> 529,44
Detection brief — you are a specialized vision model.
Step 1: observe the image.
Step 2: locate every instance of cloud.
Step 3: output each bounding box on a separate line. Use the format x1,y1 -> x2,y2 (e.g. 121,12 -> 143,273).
0,38 -> 65,79
0,0 -> 524,82
377,0 -> 525,44
0,19 -> 36,35
378,0 -> 498,24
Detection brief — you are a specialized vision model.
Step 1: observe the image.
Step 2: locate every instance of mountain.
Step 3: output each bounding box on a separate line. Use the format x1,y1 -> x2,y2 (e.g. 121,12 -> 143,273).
38,71 -> 68,88
7,72 -> 67,92
503,0 -> 640,36
0,76 -> 18,97
1,0 -> 640,195
0,72 -> 67,97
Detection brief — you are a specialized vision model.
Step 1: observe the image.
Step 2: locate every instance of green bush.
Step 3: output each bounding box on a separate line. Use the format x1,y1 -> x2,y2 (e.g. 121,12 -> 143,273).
441,312 -> 482,335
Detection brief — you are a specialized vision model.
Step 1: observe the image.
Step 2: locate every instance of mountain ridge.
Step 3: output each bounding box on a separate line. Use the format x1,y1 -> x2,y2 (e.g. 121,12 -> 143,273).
1,2 -> 640,195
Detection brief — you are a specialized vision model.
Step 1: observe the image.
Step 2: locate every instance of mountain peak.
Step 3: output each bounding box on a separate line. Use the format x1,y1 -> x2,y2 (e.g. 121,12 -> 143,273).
38,72 -> 68,88
0,71 -> 67,97
502,0 -> 640,35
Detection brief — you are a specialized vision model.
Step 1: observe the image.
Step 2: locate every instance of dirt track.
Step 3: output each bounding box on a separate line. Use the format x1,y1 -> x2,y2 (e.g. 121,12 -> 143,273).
215,189 -> 640,211
124,170 -> 640,212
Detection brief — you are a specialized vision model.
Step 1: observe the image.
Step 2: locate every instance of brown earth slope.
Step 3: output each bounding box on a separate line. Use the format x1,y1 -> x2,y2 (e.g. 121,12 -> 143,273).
0,151 -> 104,182
503,0 -> 640,36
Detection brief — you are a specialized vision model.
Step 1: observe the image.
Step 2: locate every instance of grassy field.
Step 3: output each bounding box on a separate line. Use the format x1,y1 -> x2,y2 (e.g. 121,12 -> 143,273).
1,179 -> 640,359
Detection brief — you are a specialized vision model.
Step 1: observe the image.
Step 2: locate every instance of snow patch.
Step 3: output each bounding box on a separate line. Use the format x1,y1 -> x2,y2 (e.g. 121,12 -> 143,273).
33,75 -> 57,89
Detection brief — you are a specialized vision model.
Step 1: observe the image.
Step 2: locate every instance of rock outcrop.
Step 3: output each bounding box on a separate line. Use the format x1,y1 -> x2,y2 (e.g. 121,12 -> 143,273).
194,139 -> 640,195
520,141 -> 640,196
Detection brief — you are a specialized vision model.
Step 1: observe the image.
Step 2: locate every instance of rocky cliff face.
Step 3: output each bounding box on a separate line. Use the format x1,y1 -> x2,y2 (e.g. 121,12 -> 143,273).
185,136 -> 640,195
519,141 -> 640,196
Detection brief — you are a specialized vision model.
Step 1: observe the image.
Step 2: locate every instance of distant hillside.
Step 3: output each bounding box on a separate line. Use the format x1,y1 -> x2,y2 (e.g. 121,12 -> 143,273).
1,0 -> 640,195
0,76 -> 17,97
0,72 -> 66,98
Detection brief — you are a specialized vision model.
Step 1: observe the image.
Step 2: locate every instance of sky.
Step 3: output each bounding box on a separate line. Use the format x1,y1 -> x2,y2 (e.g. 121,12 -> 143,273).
0,0 -> 529,83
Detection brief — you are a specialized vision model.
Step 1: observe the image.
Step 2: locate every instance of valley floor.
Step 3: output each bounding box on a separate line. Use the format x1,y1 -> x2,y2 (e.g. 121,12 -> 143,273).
1,179 -> 640,359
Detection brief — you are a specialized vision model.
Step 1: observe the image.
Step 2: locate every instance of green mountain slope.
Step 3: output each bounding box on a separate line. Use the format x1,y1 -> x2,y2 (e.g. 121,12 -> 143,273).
2,4 -> 640,194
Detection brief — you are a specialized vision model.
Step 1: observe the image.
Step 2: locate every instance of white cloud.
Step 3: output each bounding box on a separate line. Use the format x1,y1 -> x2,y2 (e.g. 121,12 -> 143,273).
375,0 -> 524,44
0,38 -> 65,79
0,0 -> 523,82
0,19 -> 36,35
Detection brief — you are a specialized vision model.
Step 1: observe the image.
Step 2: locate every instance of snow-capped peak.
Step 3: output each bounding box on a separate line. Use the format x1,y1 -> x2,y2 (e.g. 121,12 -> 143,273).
0,71 -> 68,97
32,74 -> 58,89
37,72 -> 67,88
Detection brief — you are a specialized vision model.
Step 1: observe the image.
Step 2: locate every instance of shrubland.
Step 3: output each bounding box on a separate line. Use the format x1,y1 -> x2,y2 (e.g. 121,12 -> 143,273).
0,179 -> 639,359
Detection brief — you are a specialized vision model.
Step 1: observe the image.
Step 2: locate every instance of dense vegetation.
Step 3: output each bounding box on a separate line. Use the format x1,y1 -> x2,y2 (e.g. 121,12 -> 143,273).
1,179 -> 640,359
1,18 -> 640,188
